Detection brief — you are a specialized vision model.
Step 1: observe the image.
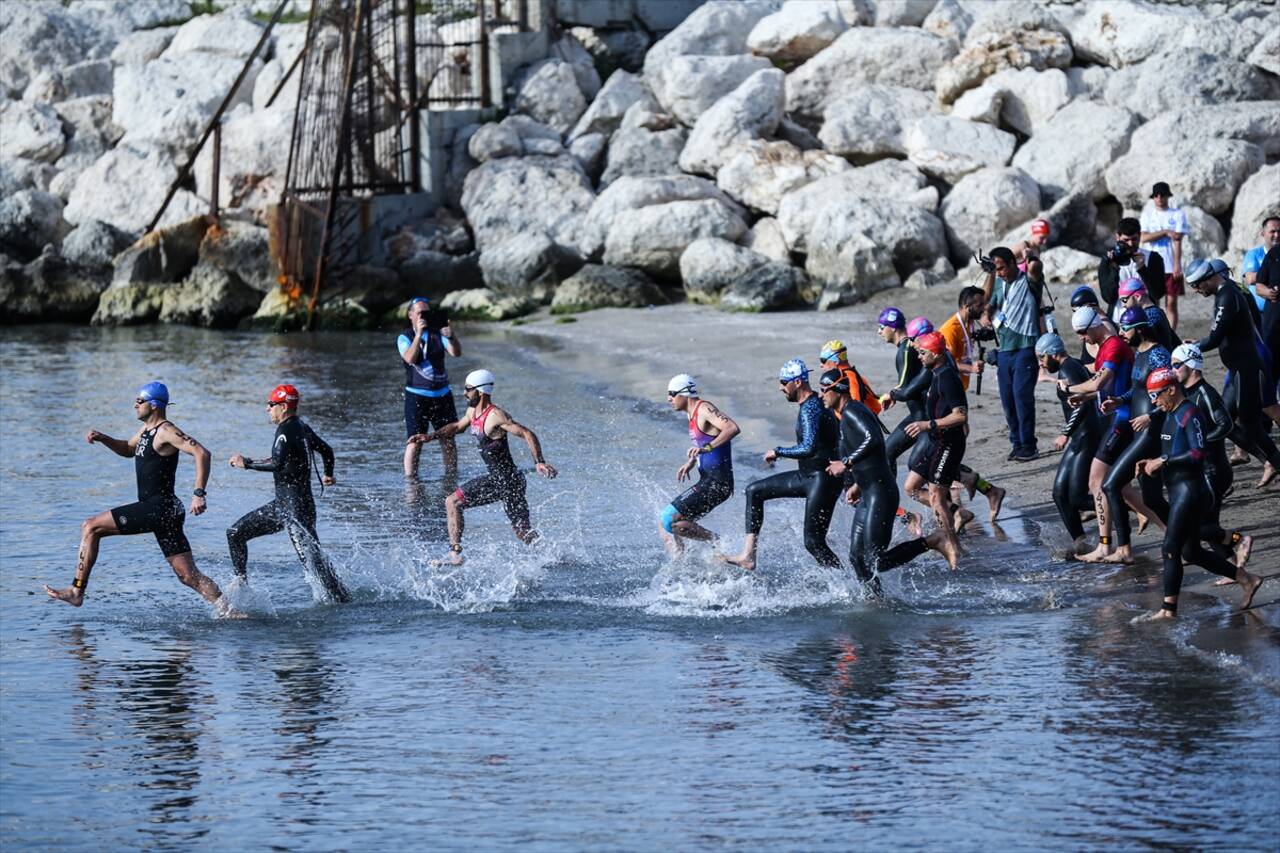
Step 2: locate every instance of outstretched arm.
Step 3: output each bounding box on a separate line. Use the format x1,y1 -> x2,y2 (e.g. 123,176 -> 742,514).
408,411 -> 470,444
87,427 -> 140,457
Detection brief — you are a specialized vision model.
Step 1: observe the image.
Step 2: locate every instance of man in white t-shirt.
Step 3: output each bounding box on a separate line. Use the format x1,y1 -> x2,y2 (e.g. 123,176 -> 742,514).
1139,181 -> 1189,330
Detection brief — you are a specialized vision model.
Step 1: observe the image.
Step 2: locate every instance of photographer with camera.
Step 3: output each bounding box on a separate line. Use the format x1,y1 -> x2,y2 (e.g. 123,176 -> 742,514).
400,296 -> 462,480
981,247 -> 1043,461
1098,218 -> 1165,321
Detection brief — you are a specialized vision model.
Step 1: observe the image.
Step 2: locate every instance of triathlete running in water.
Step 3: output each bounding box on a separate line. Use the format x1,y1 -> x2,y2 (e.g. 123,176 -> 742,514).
722,360 -> 842,570
409,369 -> 557,566
1037,333 -> 1101,555
1136,369 -> 1262,620
660,374 -> 740,557
45,383 -> 230,614
876,307 -> 930,465
903,332 -> 967,561
820,370 -> 957,585
227,384 -> 348,603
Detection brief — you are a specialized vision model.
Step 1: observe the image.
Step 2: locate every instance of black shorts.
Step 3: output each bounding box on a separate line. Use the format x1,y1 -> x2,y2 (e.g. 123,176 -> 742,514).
456,470 -> 530,531
908,430 -> 965,486
110,495 -> 190,558
1095,416 -> 1134,466
405,391 -> 458,437
671,469 -> 734,521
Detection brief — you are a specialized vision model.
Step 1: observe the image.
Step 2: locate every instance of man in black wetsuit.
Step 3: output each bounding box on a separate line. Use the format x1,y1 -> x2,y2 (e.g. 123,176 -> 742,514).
1136,369 -> 1262,621
1037,334 -> 1101,555
875,306 -> 930,466
46,382 -> 230,613
1184,258 -> 1280,488
722,359 -> 842,570
409,369 -> 557,565
820,370 -> 957,586
228,384 -> 349,603
903,332 -> 967,562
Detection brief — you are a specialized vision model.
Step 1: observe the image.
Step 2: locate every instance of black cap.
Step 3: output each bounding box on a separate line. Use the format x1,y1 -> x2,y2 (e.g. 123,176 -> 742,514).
819,369 -> 849,392
1150,181 -> 1171,198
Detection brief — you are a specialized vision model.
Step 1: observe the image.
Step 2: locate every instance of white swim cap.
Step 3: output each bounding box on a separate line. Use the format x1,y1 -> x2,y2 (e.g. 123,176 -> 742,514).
1171,343 -> 1203,371
668,374 -> 697,397
464,369 -> 495,392
1071,305 -> 1103,332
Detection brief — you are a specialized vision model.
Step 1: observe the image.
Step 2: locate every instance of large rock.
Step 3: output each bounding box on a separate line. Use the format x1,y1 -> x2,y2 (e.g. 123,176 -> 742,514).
162,8 -> 268,61
468,122 -> 523,163
720,262 -> 806,312
935,28 -> 1072,104
0,4 -> 103,99
569,70 -> 654,140
643,0 -> 782,79
600,114 -> 687,187
903,116 -> 1015,183
460,155 -> 594,255
1228,164 -> 1280,254
922,0 -> 972,44
962,1 -> 1068,46
193,105 -> 291,221
551,264 -> 666,314
65,144 -> 205,235
1105,140 -> 1265,216
569,26 -> 651,77
61,220 -> 132,272
580,174 -> 744,258
0,101 -> 66,164
568,133 -> 606,181
1104,50 -> 1279,121
649,54 -> 773,127
818,86 -> 933,161
66,0 -> 194,40
158,262 -> 262,328
22,59 -> 113,104
785,28 -> 956,124
51,96 -> 119,184
0,190 -> 70,261
399,250 -> 483,295
1039,246 -> 1102,286
746,1 -> 848,61
1247,25 -> 1280,76
92,282 -> 171,326
1011,101 -> 1139,201
516,59 -> 588,137
111,215 -> 210,286
679,68 -> 785,177
478,232 -> 579,300
950,67 -> 1072,136
552,32 -> 602,101
1069,2 -> 1206,68
938,166 -> 1040,264
0,248 -> 108,324
744,217 -> 791,262
197,220 -> 274,293
110,27 -> 178,66
0,159 -> 56,196
439,287 -> 534,321
603,199 -> 748,277
715,140 -> 849,216
113,54 -> 260,150
996,191 -> 1100,257
1176,205 -> 1226,264
679,237 -> 770,303
1128,102 -> 1280,161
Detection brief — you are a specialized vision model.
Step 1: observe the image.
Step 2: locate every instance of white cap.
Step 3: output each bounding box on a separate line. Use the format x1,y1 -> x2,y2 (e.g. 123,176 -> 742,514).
1171,343 -> 1203,372
668,374 -> 697,397
464,369 -> 495,393
1071,305 -> 1103,332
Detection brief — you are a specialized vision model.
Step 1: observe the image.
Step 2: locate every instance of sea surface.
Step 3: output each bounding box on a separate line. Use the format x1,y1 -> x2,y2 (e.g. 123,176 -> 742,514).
2,325 -> 1277,851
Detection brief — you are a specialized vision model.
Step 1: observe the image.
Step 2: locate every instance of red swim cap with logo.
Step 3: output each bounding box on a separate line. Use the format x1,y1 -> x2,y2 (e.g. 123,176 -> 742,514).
268,384 -> 300,406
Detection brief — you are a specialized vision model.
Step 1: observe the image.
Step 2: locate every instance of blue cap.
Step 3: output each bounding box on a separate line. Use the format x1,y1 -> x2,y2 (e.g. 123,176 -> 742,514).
779,358 -> 809,382
137,381 -> 169,407
1035,333 -> 1066,356
410,296 -> 429,305
1119,307 -> 1149,330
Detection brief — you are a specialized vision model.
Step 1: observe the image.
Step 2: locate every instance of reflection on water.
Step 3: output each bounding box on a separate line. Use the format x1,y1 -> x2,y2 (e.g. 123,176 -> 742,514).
2,326 -> 1278,851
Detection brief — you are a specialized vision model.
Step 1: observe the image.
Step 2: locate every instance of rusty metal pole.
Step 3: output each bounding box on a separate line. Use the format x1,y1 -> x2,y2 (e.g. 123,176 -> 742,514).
307,0 -> 366,331
209,121 -> 222,222
478,0 -> 490,108
406,0 -> 421,191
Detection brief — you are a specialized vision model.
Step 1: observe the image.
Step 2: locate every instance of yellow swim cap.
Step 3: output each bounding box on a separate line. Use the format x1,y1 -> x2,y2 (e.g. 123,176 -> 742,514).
820,339 -> 848,363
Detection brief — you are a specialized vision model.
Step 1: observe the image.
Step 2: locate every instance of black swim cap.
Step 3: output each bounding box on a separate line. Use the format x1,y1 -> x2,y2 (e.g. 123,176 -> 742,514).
819,369 -> 849,392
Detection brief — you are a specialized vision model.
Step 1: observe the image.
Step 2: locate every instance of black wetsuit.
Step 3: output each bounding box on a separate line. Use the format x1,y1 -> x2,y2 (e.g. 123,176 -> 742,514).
1186,378 -> 1236,558
1157,400 -> 1239,601
1051,357 -> 1101,541
110,422 -> 190,558
907,357 -> 967,486
841,401 -> 929,583
1197,282 -> 1280,467
884,339 -> 929,464
457,403 -> 532,533
227,416 -> 348,602
1101,342 -> 1171,549
743,394 -> 842,567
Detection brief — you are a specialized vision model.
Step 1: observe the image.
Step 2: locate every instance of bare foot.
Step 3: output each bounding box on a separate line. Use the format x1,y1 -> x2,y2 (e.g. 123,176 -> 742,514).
1258,462 -> 1276,488
1229,449 -> 1250,466
215,599 -> 248,619
1234,534 -> 1253,569
986,486 -> 1005,522
1213,577 -> 1236,587
905,511 -> 923,538
44,585 -> 83,606
926,530 -> 959,570
1098,548 -> 1136,565
1136,513 -> 1150,535
1239,572 -> 1264,610
717,552 -> 756,571
429,550 -> 465,567
1133,608 -> 1177,622
954,508 -> 975,534
1077,545 -> 1111,563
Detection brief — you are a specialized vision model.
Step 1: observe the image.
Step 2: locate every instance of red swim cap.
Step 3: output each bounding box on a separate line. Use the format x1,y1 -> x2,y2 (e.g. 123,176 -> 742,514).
1030,218 -> 1051,236
268,384 -> 300,406
1145,367 -> 1179,393
916,331 -> 946,355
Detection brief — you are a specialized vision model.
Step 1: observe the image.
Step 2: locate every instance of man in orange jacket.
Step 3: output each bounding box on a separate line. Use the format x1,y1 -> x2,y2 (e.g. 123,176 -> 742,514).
819,340 -> 881,415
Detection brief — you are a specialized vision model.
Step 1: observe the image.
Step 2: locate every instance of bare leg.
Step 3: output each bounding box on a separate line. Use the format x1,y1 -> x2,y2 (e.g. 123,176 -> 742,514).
403,441 -> 421,479
1238,568 -> 1263,609
439,435 -> 458,482
903,472 -> 929,510
954,506 -> 975,534
1229,443 -> 1250,465
1120,482 -> 1166,534
720,533 -> 758,570
1258,461 -> 1276,488
46,511 -> 119,606
1078,460 -> 1114,563
929,485 -> 960,563
432,492 -> 465,566
672,519 -> 717,542
1166,288 -> 1179,332
167,552 -> 231,610
659,524 -> 685,558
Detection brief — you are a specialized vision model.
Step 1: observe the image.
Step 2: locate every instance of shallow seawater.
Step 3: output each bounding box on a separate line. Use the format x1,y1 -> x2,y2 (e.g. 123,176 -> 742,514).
2,326 -> 1277,851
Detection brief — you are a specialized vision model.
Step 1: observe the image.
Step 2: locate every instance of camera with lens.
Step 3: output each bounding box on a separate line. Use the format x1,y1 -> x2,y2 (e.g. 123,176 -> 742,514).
972,325 -> 997,343
424,307 -> 450,331
1109,242 -> 1131,262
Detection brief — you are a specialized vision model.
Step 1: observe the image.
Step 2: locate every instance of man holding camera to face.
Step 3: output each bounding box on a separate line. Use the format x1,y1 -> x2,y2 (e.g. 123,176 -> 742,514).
1098,217 -> 1166,322
400,296 -> 462,480
981,247 -> 1045,461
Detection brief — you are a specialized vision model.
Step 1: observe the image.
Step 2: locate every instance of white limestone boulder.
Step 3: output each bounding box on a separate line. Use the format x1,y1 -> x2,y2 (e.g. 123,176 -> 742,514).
551,264 -> 666,313
113,53 -> 260,151
161,8 -> 269,62
569,70 -> 655,141
1105,140 -> 1264,216
110,27 -> 179,66
552,31 -> 602,101
1128,102 -> 1280,161
679,68 -> 785,177
0,190 -> 70,259
61,219 -> 133,271
818,86 -> 933,160
460,154 -> 595,255
603,199 -> 748,277
649,54 -> 773,127
679,236 -> 770,303
600,106 -> 687,187
746,0 -> 848,62
193,105 -> 292,222
938,166 -> 1041,264
580,174 -> 745,258
904,115 -> 1015,183
720,262 -> 808,312
1228,164 -> 1280,254
515,59 -> 588,137
643,0 -> 782,79
950,67 -> 1071,136
1039,246 -> 1102,286
870,0 -> 939,27
1068,2 -> 1206,68
935,28 -> 1072,104
1104,50 -> 1280,121
468,123 -> 524,162
715,140 -> 849,216
64,144 -> 205,236
1011,101 -> 1139,201
922,0 -> 972,44
1176,204 -> 1227,263
744,217 -> 791,262
0,4 -> 105,98
479,231 -> 579,298
0,100 -> 65,164
568,133 -> 606,181
1246,25 -> 1280,76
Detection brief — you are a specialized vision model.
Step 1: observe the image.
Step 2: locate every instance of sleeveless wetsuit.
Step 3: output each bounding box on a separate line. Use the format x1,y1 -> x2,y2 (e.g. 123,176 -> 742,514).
742,394 -> 842,567
1051,357 -> 1102,541
1101,342 -> 1171,548
1157,400 -> 1239,600
109,422 -> 190,558
907,357 -> 967,487
671,400 -> 734,522
227,416 -> 348,602
399,327 -> 458,437
840,401 -> 929,583
455,404 -> 532,534
884,340 -> 929,464
1092,334 -> 1135,466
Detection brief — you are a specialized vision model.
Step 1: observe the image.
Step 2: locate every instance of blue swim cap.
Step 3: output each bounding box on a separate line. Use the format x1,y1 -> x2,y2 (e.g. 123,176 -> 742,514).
137,381 -> 169,407
779,358 -> 809,382
410,296 -> 429,305
1069,285 -> 1098,308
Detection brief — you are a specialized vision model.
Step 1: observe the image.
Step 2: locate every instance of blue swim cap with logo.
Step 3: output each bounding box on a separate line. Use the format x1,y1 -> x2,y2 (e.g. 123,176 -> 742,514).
137,381 -> 169,407
779,358 -> 809,382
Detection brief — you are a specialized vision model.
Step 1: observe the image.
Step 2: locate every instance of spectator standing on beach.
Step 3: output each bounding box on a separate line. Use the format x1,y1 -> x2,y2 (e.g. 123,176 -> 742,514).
982,247 -> 1042,461
1140,182 -> 1189,330
399,297 -> 462,481
1244,218 -> 1280,382
1098,218 -> 1165,322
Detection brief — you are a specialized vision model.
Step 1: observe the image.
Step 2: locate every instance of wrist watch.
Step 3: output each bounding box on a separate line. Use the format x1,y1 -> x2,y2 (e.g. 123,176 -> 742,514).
193,488 -> 207,498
